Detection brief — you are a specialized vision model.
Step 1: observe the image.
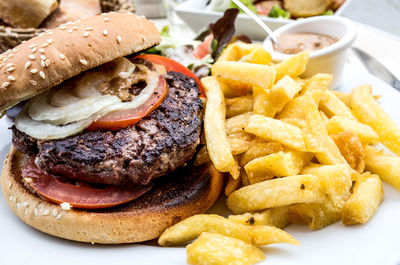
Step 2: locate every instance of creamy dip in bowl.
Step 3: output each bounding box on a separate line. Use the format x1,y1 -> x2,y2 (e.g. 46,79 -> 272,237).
263,16 -> 357,88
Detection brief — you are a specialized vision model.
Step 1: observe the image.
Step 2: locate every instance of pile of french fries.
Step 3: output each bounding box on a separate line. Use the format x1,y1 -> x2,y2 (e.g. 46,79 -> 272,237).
159,42 -> 400,265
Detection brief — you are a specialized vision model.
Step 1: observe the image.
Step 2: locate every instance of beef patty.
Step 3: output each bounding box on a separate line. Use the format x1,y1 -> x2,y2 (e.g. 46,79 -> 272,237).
12,71 -> 203,186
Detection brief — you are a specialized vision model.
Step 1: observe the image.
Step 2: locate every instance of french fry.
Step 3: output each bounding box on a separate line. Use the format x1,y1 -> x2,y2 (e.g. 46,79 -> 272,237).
342,173 -> 384,225
227,174 -> 325,214
331,131 -> 365,173
218,42 -> 272,65
326,116 -> 379,146
226,97 -> 254,118
279,118 -> 307,129
202,76 -> 234,172
194,145 -> 210,166
351,85 -> 400,156
229,206 -> 290,229
301,93 -> 348,165
277,89 -> 324,120
244,150 -> 313,184
244,114 -> 308,151
229,156 -> 241,180
240,168 -> 251,186
320,111 -> 330,124
226,112 -> 252,135
218,78 -> 251,97
212,61 -> 275,89
186,232 -> 266,265
159,214 -> 298,246
364,146 -> 400,192
240,142 -> 285,166
301,73 -> 332,95
253,75 -> 302,117
332,90 -> 351,107
273,51 -> 309,81
227,132 -> 254,155
225,174 -> 242,196
319,90 -> 357,120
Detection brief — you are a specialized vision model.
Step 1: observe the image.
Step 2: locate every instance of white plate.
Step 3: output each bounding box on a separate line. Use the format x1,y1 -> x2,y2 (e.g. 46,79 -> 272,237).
175,0 -> 351,40
1,64 -> 400,265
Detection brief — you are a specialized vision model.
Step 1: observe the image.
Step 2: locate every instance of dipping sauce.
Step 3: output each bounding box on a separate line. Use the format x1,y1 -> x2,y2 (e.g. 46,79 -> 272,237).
274,33 -> 338,54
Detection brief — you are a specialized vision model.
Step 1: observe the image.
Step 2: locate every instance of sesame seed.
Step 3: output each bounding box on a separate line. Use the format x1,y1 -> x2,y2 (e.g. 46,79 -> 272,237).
43,209 -> 49,216
68,29 -> 73,33
52,209 -> 58,216
117,36 -> 122,43
39,71 -> 45,79
9,196 -> 13,201
41,60 -> 46,68
6,67 -> 15,72
85,27 -> 93,31
29,44 -> 36,48
29,80 -> 37,86
39,48 -> 45,53
45,59 -> 51,67
6,63 -> 13,67
17,202 -> 21,210
73,26 -> 78,31
56,213 -> 63,220
34,208 -> 39,216
25,208 -> 29,216
40,55 -> 46,60
46,31 -> 53,35
80,59 -> 88,65
47,39 -> 53,44
8,75 -> 15,81
28,55 -> 35,60
2,82 -> 10,88
58,25 -> 67,30
25,62 -> 32,69
83,31 -> 90,37
41,43 -> 48,48
59,53 -> 66,60
39,32 -> 44,37
31,47 -> 37,53
30,69 -> 38,74
103,29 -> 108,36
22,202 -> 28,208
104,17 -> 110,22
60,202 -> 71,211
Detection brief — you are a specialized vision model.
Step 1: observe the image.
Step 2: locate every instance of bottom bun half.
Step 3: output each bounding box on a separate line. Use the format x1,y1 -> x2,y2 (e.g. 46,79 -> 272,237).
1,146 -> 224,244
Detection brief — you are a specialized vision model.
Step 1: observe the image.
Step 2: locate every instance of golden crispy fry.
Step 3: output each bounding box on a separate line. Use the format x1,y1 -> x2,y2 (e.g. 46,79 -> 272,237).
225,174 -> 242,196
320,111 -> 330,124
331,131 -> 365,173
342,173 -> 383,225
273,51 -> 309,81
245,114 -> 308,151
332,90 -> 381,108
240,142 -> 284,166
226,96 -> 254,118
364,146 -> 400,192
319,90 -> 357,120
301,93 -> 348,164
284,0 -> 332,17
226,112 -> 252,135
227,174 -> 324,214
229,156 -> 241,180
277,89 -> 324,120
326,116 -> 379,146
228,132 -> 255,155
253,76 -> 302,117
218,42 -> 272,65
194,145 -> 210,166
351,85 -> 400,156
229,206 -> 290,229
301,73 -> 332,95
218,78 -> 251,97
186,232 -> 265,265
244,150 -> 313,184
249,225 -> 300,246
279,118 -> 306,129
212,61 -> 275,89
202,76 -> 234,172
240,168 -> 251,186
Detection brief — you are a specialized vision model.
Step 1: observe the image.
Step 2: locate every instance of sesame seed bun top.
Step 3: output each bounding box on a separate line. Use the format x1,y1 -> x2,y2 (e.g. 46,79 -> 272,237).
0,12 -> 161,114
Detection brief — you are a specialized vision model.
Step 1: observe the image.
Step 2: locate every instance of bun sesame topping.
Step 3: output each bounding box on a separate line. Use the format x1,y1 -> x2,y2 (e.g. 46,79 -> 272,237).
0,12 -> 161,114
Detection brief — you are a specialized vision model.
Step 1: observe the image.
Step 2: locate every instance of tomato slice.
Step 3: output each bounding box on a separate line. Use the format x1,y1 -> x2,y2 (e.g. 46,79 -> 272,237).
136,54 -> 204,96
193,34 -> 213,59
22,157 -> 152,209
88,75 -> 167,131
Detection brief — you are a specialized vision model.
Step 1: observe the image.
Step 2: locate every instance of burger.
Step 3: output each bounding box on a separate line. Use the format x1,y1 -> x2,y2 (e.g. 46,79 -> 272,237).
0,13 -> 223,244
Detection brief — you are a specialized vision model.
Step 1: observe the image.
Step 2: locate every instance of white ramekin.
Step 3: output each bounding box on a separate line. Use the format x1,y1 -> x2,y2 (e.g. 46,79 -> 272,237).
263,16 -> 357,88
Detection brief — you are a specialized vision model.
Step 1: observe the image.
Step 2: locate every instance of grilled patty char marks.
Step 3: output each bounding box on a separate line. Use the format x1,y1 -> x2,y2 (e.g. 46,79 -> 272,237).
12,71 -> 203,186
